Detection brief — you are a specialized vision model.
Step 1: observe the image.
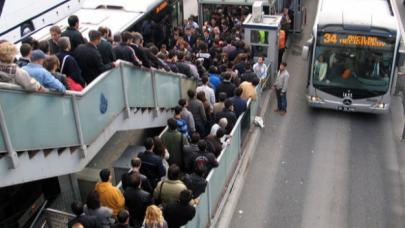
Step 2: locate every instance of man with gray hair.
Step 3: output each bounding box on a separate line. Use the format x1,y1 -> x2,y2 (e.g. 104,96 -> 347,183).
210,118 -> 228,136
56,37 -> 86,87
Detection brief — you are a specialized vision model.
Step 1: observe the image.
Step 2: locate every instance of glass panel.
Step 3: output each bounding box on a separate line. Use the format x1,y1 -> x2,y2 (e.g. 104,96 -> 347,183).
0,92 -> 78,151
124,67 -> 155,108
78,69 -> 125,144
180,78 -> 197,99
251,30 -> 269,44
208,147 -> 229,215
0,130 -> 4,152
185,190 -> 210,228
155,72 -> 181,108
251,46 -> 268,58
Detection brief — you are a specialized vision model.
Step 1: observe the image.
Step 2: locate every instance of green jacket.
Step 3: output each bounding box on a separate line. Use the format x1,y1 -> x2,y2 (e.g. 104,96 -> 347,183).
153,179 -> 187,205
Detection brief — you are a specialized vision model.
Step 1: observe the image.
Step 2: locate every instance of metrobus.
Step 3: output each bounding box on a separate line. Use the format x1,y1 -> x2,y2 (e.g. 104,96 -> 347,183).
301,0 -> 403,113
0,0 -> 82,43
27,0 -> 183,47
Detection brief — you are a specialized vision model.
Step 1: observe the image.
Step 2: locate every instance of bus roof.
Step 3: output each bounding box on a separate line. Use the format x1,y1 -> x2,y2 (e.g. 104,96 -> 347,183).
317,0 -> 397,32
82,0 -> 164,13
28,8 -> 142,42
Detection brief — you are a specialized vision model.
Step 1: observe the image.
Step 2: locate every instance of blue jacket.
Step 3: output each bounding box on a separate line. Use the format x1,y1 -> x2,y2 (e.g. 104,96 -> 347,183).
231,96 -> 247,118
209,73 -> 221,91
23,63 -> 66,93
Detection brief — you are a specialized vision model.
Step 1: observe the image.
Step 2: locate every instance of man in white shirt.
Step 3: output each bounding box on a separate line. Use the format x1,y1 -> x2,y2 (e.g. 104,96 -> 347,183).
253,56 -> 268,79
196,76 -> 216,108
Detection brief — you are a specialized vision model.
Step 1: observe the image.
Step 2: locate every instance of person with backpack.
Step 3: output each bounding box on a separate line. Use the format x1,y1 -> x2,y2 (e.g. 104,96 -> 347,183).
174,106 -> 189,138
192,140 -> 218,177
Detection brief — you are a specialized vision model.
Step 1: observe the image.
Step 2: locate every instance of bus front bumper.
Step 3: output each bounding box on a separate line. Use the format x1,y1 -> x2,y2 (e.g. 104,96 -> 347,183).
306,95 -> 389,114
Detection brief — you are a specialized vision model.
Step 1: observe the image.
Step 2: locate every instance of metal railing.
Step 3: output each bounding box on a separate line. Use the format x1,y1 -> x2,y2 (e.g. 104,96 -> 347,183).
0,61 -> 196,165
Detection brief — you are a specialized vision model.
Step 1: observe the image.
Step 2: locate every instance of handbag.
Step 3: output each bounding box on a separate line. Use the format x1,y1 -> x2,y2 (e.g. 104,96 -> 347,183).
60,55 -> 83,91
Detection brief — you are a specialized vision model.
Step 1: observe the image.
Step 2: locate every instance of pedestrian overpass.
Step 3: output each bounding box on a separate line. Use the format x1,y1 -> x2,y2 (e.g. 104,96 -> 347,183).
0,62 -> 196,187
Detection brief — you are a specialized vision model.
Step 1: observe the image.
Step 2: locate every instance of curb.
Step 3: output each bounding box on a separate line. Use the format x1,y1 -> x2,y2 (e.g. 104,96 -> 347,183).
211,87 -> 274,228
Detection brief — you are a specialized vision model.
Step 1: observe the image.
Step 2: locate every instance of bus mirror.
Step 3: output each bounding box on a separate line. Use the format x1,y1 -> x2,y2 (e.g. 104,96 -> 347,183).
302,45 -> 310,60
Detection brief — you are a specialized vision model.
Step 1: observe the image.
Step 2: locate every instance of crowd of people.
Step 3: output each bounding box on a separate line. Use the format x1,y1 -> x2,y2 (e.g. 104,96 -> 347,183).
0,3 -> 294,227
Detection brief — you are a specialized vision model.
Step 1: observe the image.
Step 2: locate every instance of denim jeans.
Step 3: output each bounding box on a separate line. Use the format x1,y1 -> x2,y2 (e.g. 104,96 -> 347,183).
276,89 -> 287,111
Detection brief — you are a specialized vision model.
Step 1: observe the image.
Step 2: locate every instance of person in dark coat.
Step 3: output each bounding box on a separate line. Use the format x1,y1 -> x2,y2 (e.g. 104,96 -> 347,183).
113,31 -> 142,66
182,166 -> 207,198
240,62 -> 258,83
130,32 -> 152,68
121,157 -> 153,194
215,99 -> 237,134
137,138 -> 166,189
216,72 -> 236,99
183,26 -> 197,48
124,173 -> 154,228
231,87 -> 247,118
97,26 -> 116,65
176,51 -> 193,78
61,15 -> 86,52
163,189 -> 196,228
165,50 -> 179,73
161,118 -> 188,170
73,30 -> 116,84
56,37 -> 86,87
111,210 -> 134,228
205,128 -> 225,158
192,140 -> 218,177
48,25 -> 61,54
68,201 -> 102,228
187,89 -> 207,137
183,132 -> 200,173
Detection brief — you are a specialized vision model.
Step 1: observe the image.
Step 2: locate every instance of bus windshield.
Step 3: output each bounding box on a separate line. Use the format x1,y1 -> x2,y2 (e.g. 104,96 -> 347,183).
312,32 -> 395,98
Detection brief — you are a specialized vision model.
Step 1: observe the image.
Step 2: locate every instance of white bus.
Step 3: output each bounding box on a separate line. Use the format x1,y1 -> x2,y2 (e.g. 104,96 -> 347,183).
0,0 -> 82,43
26,0 -> 184,47
301,0 -> 403,113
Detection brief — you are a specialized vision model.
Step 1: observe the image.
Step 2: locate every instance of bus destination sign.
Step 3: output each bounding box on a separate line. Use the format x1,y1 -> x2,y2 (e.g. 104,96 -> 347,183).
320,33 -> 388,48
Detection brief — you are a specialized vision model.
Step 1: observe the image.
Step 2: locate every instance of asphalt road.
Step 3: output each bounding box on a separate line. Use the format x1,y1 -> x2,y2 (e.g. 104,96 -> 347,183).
229,0 -> 405,227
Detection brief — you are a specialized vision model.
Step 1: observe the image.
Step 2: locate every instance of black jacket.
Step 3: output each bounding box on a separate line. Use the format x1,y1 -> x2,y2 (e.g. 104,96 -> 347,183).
182,173 -> 207,198
137,151 -> 166,188
68,214 -> 102,228
113,43 -> 141,66
56,51 -> 86,87
61,27 -> 86,52
216,81 -> 236,100
183,143 -> 199,173
121,170 -> 153,194
176,61 -> 193,78
124,186 -> 154,228
163,202 -> 196,228
192,150 -> 218,176
97,38 -> 115,65
184,35 -> 197,48
48,39 -> 60,54
240,70 -> 258,83
130,44 -> 151,68
73,43 -> 113,84
205,135 -> 223,157
215,109 -> 237,134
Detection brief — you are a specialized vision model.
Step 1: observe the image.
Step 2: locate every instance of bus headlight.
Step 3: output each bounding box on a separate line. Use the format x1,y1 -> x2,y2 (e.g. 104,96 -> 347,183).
373,102 -> 387,110
307,95 -> 323,103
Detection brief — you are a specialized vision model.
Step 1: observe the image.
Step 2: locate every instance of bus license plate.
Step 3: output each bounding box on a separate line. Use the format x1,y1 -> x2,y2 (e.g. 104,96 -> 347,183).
338,106 -> 355,112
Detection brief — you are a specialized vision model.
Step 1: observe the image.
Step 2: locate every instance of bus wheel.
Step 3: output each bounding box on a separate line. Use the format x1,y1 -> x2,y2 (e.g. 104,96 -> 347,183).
20,22 -> 34,37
